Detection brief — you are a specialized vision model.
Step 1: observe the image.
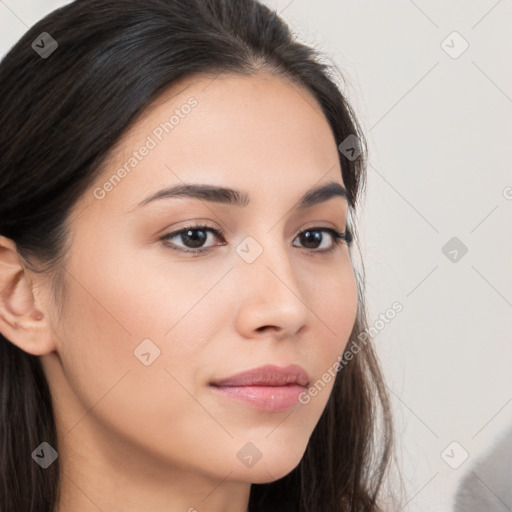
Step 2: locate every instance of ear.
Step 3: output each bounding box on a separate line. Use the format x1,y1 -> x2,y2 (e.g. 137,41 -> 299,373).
0,235 -> 56,356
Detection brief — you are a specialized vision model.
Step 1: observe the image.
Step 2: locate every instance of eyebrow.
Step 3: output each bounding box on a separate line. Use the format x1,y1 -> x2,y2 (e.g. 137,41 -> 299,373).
132,180 -> 350,211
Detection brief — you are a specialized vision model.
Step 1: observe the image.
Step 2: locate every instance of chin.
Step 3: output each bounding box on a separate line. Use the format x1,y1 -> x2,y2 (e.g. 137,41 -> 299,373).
234,449 -> 305,484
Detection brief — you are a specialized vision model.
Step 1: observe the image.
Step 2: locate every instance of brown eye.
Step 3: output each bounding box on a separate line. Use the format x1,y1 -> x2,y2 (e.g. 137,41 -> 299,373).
160,224 -> 350,256
293,227 -> 349,252
161,224 -> 226,253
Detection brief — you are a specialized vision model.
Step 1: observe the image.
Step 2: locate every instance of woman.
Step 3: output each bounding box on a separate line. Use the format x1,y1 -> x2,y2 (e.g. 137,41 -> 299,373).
0,0 -> 395,510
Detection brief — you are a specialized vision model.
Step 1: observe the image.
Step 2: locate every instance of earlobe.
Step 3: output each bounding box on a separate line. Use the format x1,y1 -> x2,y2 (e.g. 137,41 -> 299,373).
0,235 -> 55,356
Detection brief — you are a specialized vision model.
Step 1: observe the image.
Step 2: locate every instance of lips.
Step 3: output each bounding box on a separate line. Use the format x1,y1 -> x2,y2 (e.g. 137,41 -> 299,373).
210,364 -> 310,388
209,364 -> 311,412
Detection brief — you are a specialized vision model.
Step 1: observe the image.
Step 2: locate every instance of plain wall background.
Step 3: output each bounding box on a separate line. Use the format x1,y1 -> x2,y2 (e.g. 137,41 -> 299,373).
1,1 -> 511,510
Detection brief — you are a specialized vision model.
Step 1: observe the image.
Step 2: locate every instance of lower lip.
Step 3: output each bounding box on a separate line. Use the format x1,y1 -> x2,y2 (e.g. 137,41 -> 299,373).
210,384 -> 305,412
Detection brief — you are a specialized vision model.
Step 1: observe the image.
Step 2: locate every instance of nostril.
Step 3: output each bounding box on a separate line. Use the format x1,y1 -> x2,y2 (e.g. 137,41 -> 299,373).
256,325 -> 277,333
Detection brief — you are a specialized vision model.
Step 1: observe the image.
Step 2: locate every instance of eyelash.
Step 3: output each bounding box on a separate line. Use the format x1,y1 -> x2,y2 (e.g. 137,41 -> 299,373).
160,223 -> 352,256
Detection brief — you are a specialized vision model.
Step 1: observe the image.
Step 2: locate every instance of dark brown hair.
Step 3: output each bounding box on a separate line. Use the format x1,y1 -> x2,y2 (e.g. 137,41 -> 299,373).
0,1 -> 396,510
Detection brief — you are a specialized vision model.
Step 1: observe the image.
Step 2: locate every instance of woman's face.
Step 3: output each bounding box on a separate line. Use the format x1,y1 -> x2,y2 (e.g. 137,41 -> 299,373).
41,71 -> 358,486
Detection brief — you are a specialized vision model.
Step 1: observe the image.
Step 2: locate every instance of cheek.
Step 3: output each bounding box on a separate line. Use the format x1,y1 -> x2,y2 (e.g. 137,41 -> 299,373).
53,261 -> 224,461
311,258 -> 358,351
55,238 -> 229,402
300,261 -> 358,403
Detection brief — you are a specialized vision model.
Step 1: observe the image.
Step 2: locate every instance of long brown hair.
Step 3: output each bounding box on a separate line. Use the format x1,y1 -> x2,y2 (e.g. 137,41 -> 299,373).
0,1 -> 396,510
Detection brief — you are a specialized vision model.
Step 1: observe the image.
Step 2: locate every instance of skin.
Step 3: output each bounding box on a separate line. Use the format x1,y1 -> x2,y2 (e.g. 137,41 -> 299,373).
0,70 -> 358,512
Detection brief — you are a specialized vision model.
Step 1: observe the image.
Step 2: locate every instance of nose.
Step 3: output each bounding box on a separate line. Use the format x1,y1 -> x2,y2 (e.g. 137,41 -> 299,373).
232,236 -> 313,341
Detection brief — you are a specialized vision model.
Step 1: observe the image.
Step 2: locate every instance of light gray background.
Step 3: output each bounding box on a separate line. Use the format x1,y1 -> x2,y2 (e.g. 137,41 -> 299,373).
1,1 -> 511,510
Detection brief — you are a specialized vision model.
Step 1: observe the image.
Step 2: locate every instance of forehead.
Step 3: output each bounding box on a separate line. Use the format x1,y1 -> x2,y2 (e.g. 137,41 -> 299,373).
81,70 -> 344,215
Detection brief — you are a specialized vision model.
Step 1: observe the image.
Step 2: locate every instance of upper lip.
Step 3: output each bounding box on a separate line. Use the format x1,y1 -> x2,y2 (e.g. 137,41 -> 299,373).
210,364 -> 310,388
